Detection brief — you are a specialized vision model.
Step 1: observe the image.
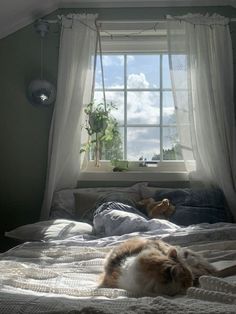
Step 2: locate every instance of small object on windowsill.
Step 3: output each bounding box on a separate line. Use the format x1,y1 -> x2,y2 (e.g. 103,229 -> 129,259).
139,156 -> 147,167
146,161 -> 159,167
139,159 -> 158,168
113,166 -> 128,172
111,160 -> 129,170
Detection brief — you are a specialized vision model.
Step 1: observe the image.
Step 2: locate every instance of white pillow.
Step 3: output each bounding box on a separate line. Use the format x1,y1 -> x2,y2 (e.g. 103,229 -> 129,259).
5,219 -> 93,242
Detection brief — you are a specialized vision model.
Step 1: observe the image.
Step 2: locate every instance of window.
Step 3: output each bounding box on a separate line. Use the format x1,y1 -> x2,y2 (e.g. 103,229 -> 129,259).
94,53 -> 184,167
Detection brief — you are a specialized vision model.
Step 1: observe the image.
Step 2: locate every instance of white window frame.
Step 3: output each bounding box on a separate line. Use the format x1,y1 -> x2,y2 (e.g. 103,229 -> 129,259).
82,29 -> 195,178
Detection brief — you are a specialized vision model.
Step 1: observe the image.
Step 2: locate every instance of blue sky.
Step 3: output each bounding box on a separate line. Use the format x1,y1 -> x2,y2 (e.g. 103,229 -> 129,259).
94,54 -> 186,160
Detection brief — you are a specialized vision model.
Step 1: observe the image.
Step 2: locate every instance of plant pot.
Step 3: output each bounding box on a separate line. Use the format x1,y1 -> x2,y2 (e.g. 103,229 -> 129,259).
89,113 -> 107,133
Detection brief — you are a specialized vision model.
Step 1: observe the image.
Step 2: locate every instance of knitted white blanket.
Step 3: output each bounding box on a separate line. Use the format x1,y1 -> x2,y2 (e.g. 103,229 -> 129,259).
188,275 -> 236,305
1,225 -> 236,313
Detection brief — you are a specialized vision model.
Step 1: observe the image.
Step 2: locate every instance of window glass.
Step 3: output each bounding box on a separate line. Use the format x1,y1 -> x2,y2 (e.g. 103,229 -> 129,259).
127,55 -> 160,89
95,55 -> 124,89
163,91 -> 176,125
169,54 -> 188,89
127,127 -> 160,161
127,91 -> 160,124
93,53 -> 189,163
163,126 -> 183,160
162,54 -> 172,89
94,91 -> 124,124
101,127 -> 124,161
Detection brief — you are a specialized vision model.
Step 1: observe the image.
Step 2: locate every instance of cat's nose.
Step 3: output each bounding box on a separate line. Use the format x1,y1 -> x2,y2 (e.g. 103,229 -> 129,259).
162,199 -> 169,205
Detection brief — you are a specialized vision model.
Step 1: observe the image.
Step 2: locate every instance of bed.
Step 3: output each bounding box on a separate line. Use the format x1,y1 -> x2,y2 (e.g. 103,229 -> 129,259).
1,182 -> 236,313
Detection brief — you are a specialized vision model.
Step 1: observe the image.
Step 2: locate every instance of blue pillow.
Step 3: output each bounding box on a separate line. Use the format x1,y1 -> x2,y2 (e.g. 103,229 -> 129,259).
154,188 -> 226,208
154,187 -> 233,226
169,205 -> 230,226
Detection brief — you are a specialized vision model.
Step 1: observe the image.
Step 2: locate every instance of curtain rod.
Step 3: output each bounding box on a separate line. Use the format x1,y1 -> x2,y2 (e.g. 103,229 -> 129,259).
44,18 -> 167,24
98,18 -> 236,23
41,17 -> 236,24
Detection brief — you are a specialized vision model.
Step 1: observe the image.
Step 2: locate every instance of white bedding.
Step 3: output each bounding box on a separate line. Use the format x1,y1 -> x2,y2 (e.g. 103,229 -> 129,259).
1,222 -> 236,313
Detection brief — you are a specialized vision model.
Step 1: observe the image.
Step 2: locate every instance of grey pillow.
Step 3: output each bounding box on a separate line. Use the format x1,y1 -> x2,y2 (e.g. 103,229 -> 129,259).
73,182 -> 147,219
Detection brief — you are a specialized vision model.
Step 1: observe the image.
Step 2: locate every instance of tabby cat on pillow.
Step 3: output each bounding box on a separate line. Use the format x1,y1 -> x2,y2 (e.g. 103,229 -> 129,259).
100,237 -> 216,296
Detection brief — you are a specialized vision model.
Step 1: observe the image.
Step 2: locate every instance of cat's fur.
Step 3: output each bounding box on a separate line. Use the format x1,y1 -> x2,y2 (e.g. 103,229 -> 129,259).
100,237 -> 216,297
137,198 -> 175,219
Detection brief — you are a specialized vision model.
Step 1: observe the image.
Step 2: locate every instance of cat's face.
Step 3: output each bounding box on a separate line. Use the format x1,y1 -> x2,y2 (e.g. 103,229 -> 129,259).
177,248 -> 216,284
136,248 -> 193,296
137,198 -> 175,219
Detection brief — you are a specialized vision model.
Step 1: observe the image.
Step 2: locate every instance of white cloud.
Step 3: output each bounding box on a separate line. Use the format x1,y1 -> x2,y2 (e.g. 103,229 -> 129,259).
127,55 -> 135,63
102,56 -> 114,66
117,55 -> 124,65
127,128 -> 160,161
127,91 -> 160,124
127,73 -> 149,89
102,55 -> 124,67
94,71 -> 178,160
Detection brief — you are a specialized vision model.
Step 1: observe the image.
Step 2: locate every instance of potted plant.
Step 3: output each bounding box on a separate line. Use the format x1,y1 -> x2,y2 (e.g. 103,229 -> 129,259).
80,101 -> 122,167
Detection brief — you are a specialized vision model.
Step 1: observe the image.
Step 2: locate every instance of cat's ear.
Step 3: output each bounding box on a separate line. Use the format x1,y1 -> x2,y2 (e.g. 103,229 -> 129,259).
168,248 -> 177,260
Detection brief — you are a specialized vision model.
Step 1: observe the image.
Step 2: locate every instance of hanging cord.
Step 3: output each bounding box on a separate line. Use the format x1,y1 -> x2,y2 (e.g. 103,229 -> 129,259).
96,22 -> 107,111
90,29 -> 99,102
40,36 -> 44,79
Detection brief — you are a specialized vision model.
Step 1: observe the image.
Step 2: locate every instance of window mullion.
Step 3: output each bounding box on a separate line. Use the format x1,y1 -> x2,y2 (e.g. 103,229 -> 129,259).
160,54 -> 163,161
124,54 -> 127,160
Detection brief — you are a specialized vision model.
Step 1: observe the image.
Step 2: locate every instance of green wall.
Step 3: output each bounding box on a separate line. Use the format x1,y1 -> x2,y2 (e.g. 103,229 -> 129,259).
0,6 -> 236,236
0,19 -> 59,233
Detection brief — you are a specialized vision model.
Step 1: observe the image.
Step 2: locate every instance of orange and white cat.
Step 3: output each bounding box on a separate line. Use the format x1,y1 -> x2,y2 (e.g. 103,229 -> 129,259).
100,237 -> 216,297
137,198 -> 175,219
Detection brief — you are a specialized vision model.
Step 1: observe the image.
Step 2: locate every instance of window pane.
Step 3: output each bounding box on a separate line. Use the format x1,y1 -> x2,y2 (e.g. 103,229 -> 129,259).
127,92 -> 160,124
94,91 -> 124,124
169,54 -> 188,89
127,55 -> 160,89
162,54 -> 188,89
101,127 -> 124,161
163,127 -> 183,160
127,127 -> 160,161
163,91 -> 176,125
175,90 -> 188,111
95,55 -> 124,89
162,55 -> 171,89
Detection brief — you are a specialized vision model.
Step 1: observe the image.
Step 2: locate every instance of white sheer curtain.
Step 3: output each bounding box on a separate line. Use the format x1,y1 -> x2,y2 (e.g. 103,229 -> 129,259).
167,14 -> 236,220
40,14 -> 98,220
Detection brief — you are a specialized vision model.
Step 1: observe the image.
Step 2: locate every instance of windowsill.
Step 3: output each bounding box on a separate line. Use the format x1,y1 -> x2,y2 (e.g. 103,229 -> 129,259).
78,160 -> 195,182
78,170 -> 189,182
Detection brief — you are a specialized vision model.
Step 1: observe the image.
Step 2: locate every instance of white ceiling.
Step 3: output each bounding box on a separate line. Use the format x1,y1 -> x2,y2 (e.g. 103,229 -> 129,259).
0,0 -> 235,40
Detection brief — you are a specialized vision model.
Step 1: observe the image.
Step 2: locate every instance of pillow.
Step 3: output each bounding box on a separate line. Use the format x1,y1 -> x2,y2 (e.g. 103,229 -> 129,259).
73,182 -> 147,219
169,205 -> 230,226
5,219 -> 93,242
150,187 -> 233,226
51,188 -> 81,215
140,185 -> 160,199
154,187 -> 226,208
51,187 -> 103,217
74,191 -> 102,218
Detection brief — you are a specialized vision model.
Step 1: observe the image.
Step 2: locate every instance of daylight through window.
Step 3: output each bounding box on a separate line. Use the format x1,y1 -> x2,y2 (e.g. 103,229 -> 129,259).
94,53 -> 187,164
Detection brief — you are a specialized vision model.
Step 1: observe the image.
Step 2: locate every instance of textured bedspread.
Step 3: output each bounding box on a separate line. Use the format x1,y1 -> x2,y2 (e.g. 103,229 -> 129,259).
1,222 -> 236,313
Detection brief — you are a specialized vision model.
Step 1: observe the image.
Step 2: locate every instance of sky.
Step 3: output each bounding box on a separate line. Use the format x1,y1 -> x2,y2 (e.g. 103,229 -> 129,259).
94,54 -> 187,161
